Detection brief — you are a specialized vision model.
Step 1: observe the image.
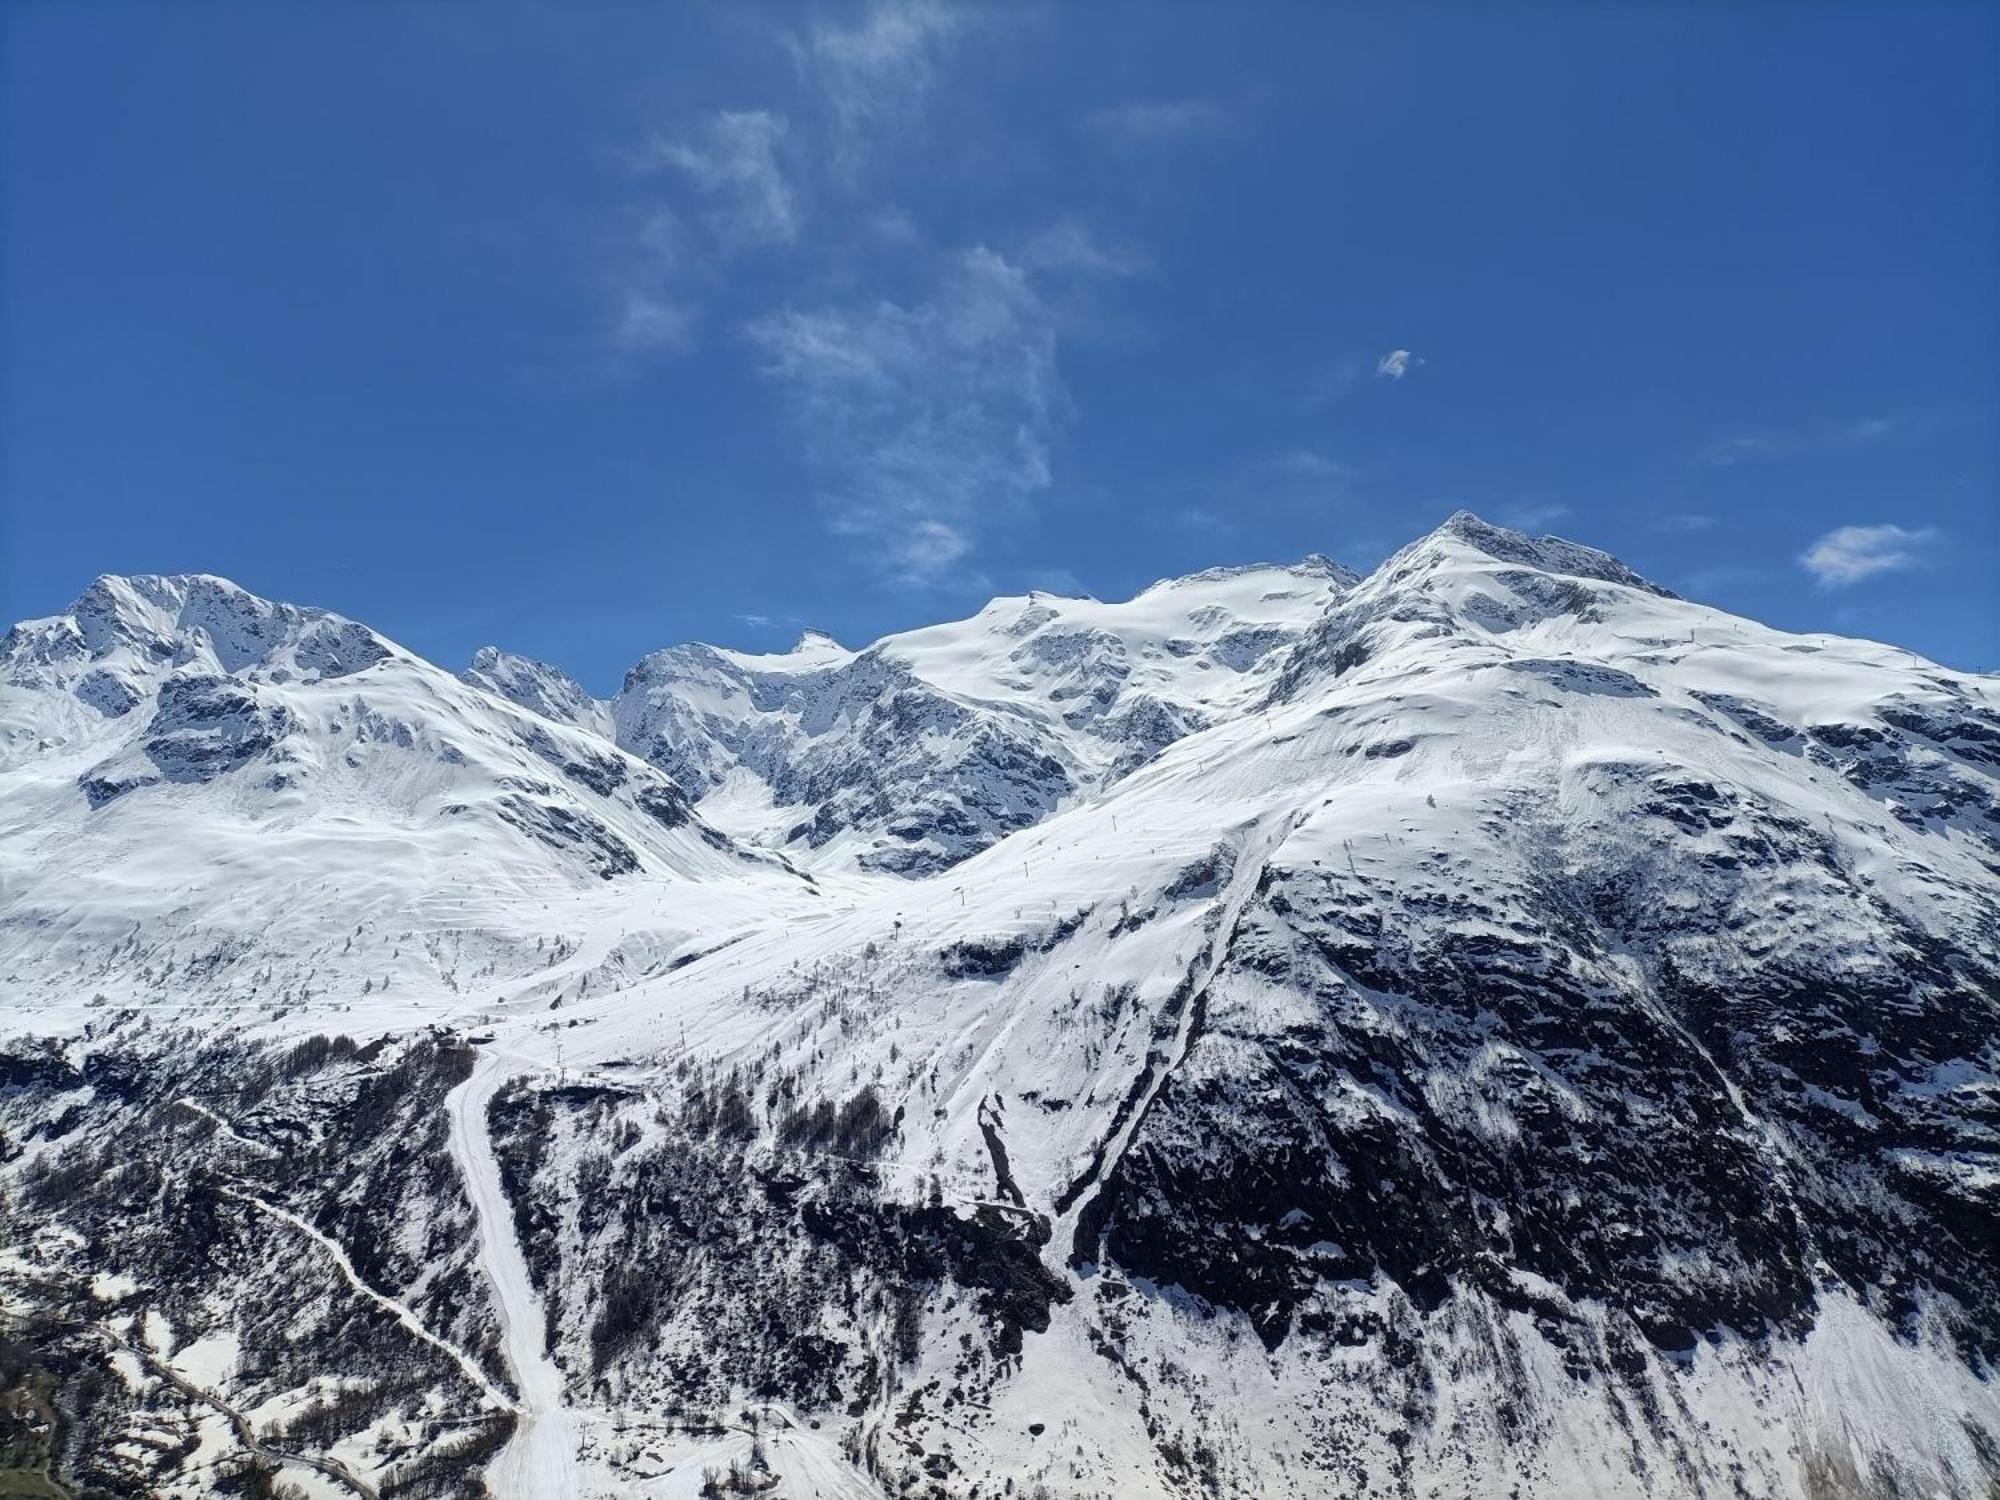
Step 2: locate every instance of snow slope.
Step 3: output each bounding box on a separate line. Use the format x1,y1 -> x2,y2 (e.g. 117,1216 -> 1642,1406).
0,572 -> 821,1038
507,513 -> 1999,1496
2,516 -> 1995,1499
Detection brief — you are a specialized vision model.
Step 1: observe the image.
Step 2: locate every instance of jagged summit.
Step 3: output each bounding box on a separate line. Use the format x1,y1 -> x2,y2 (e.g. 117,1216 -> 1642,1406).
1395,508 -> 1677,597
4,571 -> 393,712
788,627 -> 843,655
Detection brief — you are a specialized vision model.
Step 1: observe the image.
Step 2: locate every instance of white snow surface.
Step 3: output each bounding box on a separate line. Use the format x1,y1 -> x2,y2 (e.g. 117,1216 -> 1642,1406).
448,1048 -> 583,1497
5,514 -> 1998,1498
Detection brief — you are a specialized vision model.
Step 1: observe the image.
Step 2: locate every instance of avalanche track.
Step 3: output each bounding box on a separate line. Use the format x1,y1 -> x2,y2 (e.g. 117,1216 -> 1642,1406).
1056,808 -> 1302,1266
448,1048 -> 584,1499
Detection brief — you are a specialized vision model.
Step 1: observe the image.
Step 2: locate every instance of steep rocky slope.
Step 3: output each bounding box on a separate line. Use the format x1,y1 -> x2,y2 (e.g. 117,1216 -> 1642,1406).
2,517 -> 1994,1499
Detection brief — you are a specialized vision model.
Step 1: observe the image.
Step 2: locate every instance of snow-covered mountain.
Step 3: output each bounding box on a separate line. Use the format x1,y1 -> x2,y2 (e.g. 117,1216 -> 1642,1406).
0,573 -> 815,1039
2,515 -> 1995,1500
474,553 -> 1354,875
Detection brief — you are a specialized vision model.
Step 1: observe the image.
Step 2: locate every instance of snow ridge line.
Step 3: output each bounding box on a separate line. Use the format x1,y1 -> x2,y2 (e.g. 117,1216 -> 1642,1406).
217,1186 -> 518,1414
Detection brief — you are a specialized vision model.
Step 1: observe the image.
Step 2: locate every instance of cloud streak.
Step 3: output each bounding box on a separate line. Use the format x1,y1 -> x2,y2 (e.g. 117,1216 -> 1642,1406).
1376,348 -> 1420,380
748,247 -> 1068,583
1085,99 -> 1228,148
642,109 -> 799,251
1498,502 -> 1570,531
604,208 -> 701,358
1799,523 -> 1935,586
1015,220 -> 1149,279
1695,417 -> 1892,467
798,0 -> 969,172
603,1 -> 1145,582
605,3 -> 980,361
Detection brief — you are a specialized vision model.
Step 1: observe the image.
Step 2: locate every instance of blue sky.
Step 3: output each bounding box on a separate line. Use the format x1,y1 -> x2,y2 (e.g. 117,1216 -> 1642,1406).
3,0 -> 1994,688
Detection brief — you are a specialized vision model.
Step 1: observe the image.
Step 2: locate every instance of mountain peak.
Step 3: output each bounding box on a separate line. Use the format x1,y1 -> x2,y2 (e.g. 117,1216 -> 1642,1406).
462,645 -> 608,733
789,628 -> 844,655
72,572 -> 261,634
1398,510 -> 1676,597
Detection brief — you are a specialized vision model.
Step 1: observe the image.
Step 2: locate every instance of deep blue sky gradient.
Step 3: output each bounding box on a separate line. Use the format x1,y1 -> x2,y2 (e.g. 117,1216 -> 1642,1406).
4,1 -> 1994,687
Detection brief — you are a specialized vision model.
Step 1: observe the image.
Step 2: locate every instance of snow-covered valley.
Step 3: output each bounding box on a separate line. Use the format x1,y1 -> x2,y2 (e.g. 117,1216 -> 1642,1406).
2,513 -> 1995,1498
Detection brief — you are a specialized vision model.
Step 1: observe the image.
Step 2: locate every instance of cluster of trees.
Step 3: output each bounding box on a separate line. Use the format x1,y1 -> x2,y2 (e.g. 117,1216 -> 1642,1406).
776,1085 -> 896,1159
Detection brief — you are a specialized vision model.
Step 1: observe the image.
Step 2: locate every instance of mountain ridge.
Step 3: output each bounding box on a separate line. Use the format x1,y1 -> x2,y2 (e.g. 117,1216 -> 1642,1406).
3,512 -> 1995,1499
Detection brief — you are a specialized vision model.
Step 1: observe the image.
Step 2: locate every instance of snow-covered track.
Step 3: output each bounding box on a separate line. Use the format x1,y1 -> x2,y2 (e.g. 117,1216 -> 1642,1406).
446,1048 -> 583,1498
218,1185 -> 518,1414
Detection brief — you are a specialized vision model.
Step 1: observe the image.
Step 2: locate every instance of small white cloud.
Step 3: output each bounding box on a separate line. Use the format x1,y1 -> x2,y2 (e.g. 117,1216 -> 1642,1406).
1086,99 -> 1228,148
735,612 -> 780,631
1376,349 -> 1421,381
1799,523 -> 1936,586
644,110 -> 798,250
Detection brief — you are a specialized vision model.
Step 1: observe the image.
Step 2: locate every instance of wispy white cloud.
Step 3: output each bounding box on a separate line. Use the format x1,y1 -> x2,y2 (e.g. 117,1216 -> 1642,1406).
1696,434 -> 1783,467
748,246 -> 1068,583
1695,416 -> 1893,467
865,204 -> 926,248
1376,348 -> 1421,381
605,2 -> 979,362
1265,448 -> 1354,480
610,291 -> 700,356
1015,220 -> 1149,279
798,0 -> 969,171
602,1 -> 1138,581
1172,504 -> 1226,532
641,109 -> 799,250
603,208 -> 701,358
1498,501 -> 1570,531
1650,511 -> 1717,533
1799,523 -> 1936,586
1085,99 -> 1228,148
